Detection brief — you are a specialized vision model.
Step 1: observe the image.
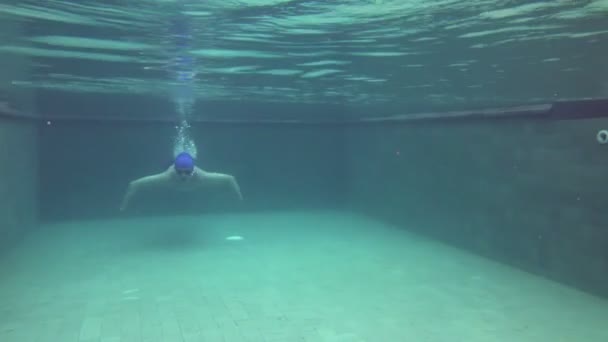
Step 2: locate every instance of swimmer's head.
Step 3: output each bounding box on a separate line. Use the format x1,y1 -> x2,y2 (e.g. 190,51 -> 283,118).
174,152 -> 194,179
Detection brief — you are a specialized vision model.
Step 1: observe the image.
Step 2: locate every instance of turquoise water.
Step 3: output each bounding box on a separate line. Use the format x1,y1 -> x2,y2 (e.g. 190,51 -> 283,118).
2,1 -> 608,341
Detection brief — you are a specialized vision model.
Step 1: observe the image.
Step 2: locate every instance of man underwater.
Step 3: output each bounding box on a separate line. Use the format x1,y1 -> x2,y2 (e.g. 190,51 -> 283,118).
120,152 -> 243,211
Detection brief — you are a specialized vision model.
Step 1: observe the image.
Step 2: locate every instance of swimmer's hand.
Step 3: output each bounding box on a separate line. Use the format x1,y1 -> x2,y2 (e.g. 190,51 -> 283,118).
228,175 -> 243,201
120,181 -> 139,212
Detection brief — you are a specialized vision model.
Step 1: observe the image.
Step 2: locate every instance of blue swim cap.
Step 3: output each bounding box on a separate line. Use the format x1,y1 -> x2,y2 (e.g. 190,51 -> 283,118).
174,152 -> 194,171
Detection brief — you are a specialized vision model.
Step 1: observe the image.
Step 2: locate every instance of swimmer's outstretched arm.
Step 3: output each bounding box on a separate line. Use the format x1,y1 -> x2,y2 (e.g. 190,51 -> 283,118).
205,172 -> 243,201
120,173 -> 169,211
228,175 -> 244,201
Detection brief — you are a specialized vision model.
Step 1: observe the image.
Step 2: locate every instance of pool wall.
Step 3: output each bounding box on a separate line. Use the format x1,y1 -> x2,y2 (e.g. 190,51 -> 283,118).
344,115 -> 608,297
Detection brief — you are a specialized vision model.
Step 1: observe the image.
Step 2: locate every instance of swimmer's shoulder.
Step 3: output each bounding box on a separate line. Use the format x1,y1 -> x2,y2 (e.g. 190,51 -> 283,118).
197,168 -> 224,177
196,169 -> 232,182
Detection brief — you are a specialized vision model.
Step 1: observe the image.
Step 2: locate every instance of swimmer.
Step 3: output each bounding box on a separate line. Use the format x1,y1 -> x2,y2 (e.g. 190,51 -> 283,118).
120,152 -> 243,211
